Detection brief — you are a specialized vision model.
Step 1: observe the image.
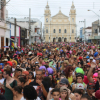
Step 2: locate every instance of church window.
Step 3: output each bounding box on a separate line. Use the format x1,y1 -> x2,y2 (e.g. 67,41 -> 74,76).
46,29 -> 48,33
72,18 -> 74,22
64,29 -> 67,33
59,29 -> 61,33
72,29 -> 74,33
46,18 -> 48,22
54,29 -> 56,33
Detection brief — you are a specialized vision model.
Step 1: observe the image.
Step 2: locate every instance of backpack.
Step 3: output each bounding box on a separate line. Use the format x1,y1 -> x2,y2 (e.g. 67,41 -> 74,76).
21,63 -> 26,68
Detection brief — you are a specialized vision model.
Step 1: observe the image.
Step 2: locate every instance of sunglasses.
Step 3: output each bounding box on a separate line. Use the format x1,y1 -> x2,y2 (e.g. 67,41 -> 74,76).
88,88 -> 95,90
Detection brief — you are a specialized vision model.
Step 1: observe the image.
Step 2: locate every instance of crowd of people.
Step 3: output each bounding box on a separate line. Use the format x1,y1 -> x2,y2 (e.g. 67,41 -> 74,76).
0,42 -> 100,100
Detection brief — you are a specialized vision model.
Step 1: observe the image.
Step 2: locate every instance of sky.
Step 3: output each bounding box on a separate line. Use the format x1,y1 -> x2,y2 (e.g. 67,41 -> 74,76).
6,0 -> 100,36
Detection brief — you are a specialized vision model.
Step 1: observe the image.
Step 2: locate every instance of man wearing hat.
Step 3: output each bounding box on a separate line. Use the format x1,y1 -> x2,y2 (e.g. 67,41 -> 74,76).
87,62 -> 99,91
83,82 -> 95,100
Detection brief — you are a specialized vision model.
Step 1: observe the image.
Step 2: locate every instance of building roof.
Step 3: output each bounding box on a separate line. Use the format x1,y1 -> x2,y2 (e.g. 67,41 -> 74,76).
52,10 -> 69,18
6,18 -> 40,23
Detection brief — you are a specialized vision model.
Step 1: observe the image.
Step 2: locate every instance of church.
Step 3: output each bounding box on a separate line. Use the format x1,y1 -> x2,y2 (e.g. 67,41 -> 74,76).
44,2 -> 76,42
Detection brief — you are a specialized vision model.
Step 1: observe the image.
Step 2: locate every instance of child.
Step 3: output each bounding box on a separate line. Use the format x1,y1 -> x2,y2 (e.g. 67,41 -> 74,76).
50,88 -> 60,100
60,86 -> 71,100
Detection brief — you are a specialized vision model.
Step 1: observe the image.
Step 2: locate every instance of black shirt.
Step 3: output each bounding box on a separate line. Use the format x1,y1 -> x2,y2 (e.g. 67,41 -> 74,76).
29,80 -> 49,100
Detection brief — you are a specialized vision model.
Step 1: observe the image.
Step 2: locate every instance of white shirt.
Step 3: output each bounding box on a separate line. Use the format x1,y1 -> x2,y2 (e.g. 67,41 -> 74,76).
0,78 -> 4,84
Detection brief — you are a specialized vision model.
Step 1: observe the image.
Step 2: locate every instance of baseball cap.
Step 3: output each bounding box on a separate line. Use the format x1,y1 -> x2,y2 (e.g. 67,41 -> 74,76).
60,86 -> 68,92
59,78 -> 69,85
90,57 -> 93,60
35,62 -> 39,64
76,83 -> 84,90
92,90 -> 100,99
28,51 -> 32,55
87,82 -> 95,88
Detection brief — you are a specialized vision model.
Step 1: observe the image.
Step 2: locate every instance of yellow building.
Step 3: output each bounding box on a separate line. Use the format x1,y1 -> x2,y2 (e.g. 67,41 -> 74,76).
44,2 -> 76,42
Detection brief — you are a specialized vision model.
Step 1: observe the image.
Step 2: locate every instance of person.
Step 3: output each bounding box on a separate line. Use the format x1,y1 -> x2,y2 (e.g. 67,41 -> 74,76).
80,95 -> 91,100
0,70 -> 5,95
87,62 -> 99,91
50,88 -> 60,100
13,86 -> 26,100
3,68 -> 17,100
29,69 -> 49,100
64,65 -> 73,85
18,77 -> 25,88
23,85 -> 40,100
72,73 -> 87,92
84,82 -> 95,100
13,68 -> 22,83
60,86 -> 71,100
74,89 -> 83,100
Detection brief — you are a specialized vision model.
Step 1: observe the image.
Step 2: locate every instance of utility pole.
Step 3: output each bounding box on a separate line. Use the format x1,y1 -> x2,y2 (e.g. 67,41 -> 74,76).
84,19 -> 86,44
14,18 -> 17,47
29,8 -> 31,45
79,19 -> 86,44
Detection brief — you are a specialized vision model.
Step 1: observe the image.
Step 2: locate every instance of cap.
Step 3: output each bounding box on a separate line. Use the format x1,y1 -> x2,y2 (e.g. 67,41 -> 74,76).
90,57 -> 93,60
22,71 -> 29,75
76,83 -> 84,90
95,90 -> 100,99
35,62 -> 39,64
87,82 -> 95,88
59,78 -> 69,85
28,51 -> 32,55
60,86 -> 68,92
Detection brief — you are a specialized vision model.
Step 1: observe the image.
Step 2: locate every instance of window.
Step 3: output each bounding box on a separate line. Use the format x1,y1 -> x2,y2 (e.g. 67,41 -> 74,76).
59,29 -> 61,33
70,37 -> 71,39
64,29 -> 67,33
46,18 -> 48,22
44,37 -> 45,39
46,29 -> 48,33
72,29 -> 74,33
49,37 -> 50,39
95,29 -> 98,33
54,29 -> 56,33
72,18 -> 74,22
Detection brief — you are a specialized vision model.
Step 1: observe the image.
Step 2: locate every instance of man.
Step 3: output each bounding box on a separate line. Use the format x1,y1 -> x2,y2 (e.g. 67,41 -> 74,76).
29,69 -> 49,100
13,68 -> 22,83
81,95 -> 91,100
72,73 -> 87,92
87,62 -> 99,91
83,82 -> 95,100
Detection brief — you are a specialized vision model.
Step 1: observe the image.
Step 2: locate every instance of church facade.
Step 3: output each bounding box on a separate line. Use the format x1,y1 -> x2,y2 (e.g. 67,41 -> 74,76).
44,2 -> 76,42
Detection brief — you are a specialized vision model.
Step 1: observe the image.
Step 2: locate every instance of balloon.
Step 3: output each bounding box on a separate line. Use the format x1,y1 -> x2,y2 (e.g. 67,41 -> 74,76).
76,68 -> 84,75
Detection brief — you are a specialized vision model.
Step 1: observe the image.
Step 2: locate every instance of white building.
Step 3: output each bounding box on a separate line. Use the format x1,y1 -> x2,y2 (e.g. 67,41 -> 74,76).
85,27 -> 92,40
6,17 -> 42,43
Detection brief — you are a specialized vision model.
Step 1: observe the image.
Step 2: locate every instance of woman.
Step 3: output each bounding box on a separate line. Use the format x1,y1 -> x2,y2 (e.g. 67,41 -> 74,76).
61,60 -> 69,71
3,68 -> 17,100
60,86 -> 71,100
24,71 -> 34,86
13,86 -> 26,100
74,89 -> 83,100
64,65 -> 73,85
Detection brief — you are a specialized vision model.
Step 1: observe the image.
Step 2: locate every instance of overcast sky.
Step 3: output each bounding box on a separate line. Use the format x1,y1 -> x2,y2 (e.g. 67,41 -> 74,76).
6,0 -> 100,36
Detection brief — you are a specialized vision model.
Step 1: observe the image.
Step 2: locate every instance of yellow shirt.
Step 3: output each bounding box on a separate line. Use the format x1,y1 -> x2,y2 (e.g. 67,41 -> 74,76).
68,76 -> 73,85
